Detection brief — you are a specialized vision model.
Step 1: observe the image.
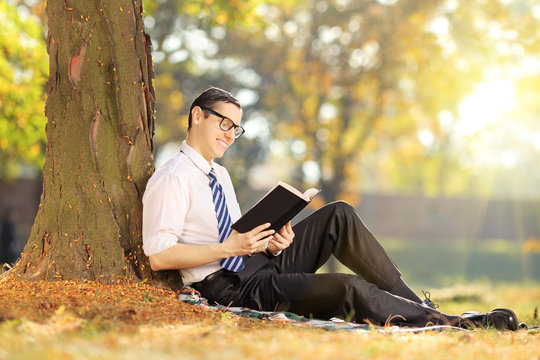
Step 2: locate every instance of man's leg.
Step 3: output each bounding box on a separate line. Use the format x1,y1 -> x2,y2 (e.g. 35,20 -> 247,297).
271,201 -> 420,302
237,270 -> 459,327
232,201 -> 517,330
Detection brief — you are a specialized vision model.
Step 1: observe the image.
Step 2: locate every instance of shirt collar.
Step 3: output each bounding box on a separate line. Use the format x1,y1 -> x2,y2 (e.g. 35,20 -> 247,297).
180,141 -> 214,175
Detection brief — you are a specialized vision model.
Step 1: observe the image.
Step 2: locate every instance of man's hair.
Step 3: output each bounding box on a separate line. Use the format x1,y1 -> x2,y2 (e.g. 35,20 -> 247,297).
188,86 -> 241,130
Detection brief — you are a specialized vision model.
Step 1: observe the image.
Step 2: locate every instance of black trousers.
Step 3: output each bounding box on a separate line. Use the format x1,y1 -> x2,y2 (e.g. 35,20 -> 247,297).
193,201 -> 462,327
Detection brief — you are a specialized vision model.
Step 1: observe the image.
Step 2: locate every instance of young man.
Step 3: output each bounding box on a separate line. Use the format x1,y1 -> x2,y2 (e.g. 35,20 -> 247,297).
142,87 -> 518,330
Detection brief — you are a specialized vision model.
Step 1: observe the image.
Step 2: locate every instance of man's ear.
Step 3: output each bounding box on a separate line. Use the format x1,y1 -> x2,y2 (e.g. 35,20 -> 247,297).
191,106 -> 203,126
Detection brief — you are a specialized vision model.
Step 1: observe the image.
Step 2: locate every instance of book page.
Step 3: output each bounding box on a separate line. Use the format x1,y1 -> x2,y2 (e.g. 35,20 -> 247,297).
278,182 -> 320,201
303,187 -> 321,200
252,182 -> 320,207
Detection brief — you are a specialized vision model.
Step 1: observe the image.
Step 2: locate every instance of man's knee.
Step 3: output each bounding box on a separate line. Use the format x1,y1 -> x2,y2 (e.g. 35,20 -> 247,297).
327,200 -> 355,215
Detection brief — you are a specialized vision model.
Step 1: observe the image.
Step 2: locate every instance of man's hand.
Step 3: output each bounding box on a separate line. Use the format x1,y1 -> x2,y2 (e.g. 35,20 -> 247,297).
267,221 -> 294,255
223,223 -> 275,257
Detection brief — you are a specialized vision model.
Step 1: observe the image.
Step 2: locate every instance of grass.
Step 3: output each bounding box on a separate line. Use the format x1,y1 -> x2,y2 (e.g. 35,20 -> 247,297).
2,238 -> 539,359
0,278 -> 539,360
2,323 -> 538,360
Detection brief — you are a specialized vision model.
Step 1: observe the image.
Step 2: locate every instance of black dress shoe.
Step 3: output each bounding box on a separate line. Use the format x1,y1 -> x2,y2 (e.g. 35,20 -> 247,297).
461,308 -> 519,331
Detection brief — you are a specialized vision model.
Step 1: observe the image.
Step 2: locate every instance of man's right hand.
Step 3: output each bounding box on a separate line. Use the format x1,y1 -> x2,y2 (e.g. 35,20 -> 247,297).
223,223 -> 275,257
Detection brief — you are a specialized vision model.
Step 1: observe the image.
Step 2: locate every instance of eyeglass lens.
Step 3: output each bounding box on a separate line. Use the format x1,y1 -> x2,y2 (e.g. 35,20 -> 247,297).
219,118 -> 240,136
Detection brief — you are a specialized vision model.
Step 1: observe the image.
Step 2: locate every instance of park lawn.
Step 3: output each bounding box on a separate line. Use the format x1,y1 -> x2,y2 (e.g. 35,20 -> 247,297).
0,277 -> 538,360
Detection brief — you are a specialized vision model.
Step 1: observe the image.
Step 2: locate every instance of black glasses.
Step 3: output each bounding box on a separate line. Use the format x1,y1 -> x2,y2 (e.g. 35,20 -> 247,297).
202,107 -> 245,138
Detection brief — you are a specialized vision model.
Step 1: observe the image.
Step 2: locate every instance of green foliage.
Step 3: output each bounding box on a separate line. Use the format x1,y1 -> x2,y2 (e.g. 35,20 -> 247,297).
107,0 -> 540,200
220,311 -> 232,322
0,1 -> 47,179
142,0 -> 158,15
179,0 -> 296,29
8,0 -> 539,199
207,0 -> 540,201
143,291 -> 156,302
143,0 -> 290,193
210,0 -> 475,200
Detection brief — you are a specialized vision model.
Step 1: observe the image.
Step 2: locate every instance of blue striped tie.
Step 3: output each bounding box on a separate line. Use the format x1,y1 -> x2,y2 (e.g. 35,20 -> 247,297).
208,169 -> 244,272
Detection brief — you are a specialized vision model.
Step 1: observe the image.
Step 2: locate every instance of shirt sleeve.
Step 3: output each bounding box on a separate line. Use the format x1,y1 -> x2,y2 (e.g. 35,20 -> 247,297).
142,171 -> 189,256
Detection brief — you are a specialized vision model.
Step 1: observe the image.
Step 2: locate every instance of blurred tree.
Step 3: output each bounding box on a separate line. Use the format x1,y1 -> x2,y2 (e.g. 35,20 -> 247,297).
212,0 -> 540,202
0,1 -> 48,179
143,0 -> 292,199
212,0 -> 477,202
381,0 -> 540,198
6,0 -> 540,200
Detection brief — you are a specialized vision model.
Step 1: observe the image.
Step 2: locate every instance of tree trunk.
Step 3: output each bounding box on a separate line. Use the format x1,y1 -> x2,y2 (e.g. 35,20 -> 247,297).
11,0 -> 182,288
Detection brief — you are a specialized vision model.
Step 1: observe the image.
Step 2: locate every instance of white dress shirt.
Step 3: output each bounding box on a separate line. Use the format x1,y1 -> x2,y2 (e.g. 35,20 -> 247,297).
142,141 -> 242,285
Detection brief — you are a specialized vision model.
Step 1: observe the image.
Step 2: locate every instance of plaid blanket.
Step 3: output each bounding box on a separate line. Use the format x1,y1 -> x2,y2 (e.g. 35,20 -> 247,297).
178,286 -> 467,333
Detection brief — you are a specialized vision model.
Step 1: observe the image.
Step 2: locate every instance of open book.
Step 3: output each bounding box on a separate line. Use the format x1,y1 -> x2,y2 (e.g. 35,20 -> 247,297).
231,182 -> 320,233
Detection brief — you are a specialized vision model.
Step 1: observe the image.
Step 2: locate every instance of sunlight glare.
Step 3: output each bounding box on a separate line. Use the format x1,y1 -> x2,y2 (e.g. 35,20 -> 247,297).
457,79 -> 515,135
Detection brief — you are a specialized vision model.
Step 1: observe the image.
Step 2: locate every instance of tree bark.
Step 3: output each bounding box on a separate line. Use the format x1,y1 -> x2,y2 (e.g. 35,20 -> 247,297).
11,0 -> 182,289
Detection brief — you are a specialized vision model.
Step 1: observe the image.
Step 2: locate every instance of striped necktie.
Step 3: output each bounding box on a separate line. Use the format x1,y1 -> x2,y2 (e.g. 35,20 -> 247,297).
208,168 -> 244,272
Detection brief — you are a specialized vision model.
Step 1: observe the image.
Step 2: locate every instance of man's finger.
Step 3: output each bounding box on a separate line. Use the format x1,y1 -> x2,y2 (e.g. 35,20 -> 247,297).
278,222 -> 290,237
285,222 -> 294,237
278,222 -> 289,235
256,229 -> 275,240
273,232 -> 285,242
271,233 -> 289,246
248,223 -> 272,235
253,238 -> 269,249
275,229 -> 292,242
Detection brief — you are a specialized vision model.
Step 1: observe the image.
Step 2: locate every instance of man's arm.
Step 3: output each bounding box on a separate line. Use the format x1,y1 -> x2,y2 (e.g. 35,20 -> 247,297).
149,242 -> 224,271
149,224 -> 275,271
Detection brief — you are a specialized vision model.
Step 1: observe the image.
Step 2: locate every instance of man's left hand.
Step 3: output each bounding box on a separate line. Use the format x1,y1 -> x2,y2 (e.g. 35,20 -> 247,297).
267,221 -> 294,255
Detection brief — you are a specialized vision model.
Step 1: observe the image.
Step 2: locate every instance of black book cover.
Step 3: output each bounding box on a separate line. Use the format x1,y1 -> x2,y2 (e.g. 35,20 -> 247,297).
231,183 -> 319,233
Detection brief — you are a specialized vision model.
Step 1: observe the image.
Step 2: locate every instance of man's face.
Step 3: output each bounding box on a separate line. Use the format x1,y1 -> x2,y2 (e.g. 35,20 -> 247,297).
189,101 -> 242,162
